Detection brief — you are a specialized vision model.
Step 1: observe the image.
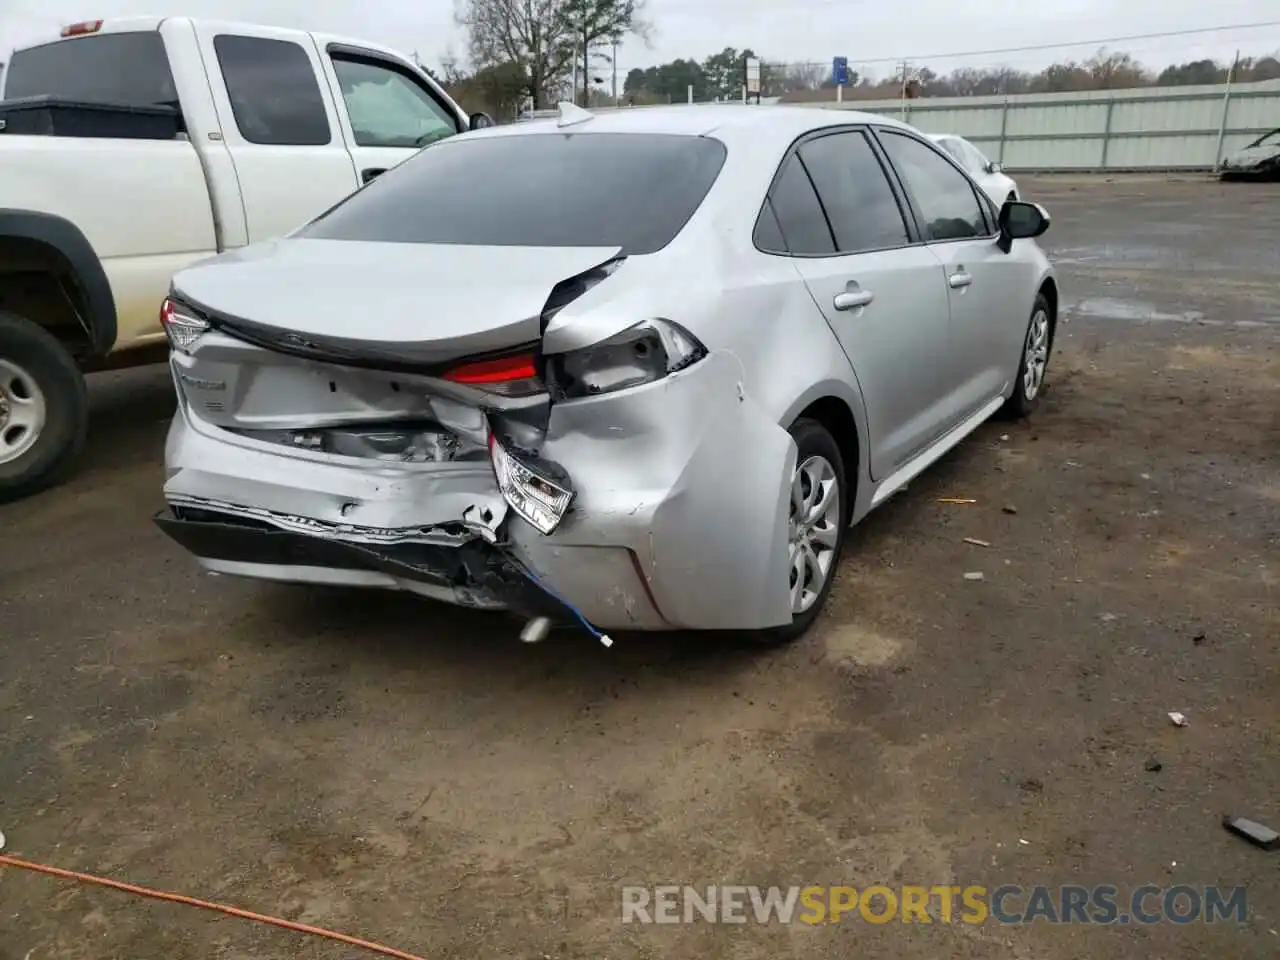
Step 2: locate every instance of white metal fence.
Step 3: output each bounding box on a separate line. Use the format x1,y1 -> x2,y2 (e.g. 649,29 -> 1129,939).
591,79 -> 1280,172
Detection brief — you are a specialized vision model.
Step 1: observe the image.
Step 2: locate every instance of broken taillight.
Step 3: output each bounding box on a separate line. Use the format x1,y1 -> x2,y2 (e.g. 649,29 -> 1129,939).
442,351 -> 543,398
488,431 -> 573,535
544,318 -> 707,400
160,298 -> 209,354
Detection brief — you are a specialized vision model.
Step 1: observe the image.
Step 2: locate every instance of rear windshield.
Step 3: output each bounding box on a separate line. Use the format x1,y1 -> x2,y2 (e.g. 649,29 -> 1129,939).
4,33 -> 177,108
299,132 -> 728,255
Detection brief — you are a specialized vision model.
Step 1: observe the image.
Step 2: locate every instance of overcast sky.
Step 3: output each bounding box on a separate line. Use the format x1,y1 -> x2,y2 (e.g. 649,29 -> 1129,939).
2,0 -> 1278,80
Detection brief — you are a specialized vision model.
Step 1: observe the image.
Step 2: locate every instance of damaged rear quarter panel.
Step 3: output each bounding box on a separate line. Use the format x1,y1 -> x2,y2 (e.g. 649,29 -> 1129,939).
511,349 -> 795,631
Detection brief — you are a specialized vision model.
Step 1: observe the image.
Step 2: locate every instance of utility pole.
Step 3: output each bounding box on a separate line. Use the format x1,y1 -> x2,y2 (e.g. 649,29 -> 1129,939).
899,60 -> 911,120
611,38 -> 618,105
1214,49 -> 1241,171
581,23 -> 590,106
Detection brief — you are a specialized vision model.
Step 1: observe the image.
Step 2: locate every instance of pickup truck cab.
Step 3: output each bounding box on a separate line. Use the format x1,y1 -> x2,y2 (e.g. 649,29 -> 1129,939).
0,17 -> 490,502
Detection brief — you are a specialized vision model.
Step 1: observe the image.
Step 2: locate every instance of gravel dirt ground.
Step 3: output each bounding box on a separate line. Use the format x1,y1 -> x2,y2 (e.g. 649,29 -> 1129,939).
1,175 -> 1277,960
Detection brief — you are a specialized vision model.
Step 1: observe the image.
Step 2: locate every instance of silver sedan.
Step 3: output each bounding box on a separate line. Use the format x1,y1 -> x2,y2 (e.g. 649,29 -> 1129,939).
155,103 -> 1058,644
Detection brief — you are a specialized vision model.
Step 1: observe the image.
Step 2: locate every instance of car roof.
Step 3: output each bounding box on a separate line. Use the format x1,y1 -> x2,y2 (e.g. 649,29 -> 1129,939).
472,104 -> 916,145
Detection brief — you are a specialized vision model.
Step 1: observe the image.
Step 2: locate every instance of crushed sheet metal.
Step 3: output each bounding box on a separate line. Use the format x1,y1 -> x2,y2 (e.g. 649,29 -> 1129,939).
167,494 -> 477,547
461,502 -> 507,543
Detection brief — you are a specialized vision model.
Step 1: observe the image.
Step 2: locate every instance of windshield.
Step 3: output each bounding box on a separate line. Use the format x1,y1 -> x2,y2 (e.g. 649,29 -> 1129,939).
932,137 -> 964,163
962,140 -> 991,171
299,132 -> 728,255
1251,128 -> 1280,147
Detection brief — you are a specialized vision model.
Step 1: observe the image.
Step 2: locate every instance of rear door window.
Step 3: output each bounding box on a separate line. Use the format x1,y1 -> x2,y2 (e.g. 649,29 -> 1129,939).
797,131 -> 909,253
4,33 -> 177,109
760,155 -> 835,256
213,34 -> 332,146
300,132 -> 727,255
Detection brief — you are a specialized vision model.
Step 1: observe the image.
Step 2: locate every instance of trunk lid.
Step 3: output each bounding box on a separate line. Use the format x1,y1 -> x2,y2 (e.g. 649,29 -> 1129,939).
172,238 -> 622,368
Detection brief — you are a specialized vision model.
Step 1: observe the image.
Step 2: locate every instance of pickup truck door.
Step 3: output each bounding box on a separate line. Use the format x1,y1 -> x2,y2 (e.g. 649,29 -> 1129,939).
312,41 -> 467,186
192,22 -> 362,243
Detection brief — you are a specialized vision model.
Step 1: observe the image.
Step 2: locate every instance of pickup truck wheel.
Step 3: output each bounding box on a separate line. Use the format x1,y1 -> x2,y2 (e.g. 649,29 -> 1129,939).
0,310 -> 88,503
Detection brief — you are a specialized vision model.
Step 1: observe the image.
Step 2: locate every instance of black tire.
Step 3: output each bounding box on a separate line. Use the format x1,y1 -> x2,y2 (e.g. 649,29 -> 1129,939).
999,292 -> 1053,420
0,310 -> 88,503
750,418 -> 849,646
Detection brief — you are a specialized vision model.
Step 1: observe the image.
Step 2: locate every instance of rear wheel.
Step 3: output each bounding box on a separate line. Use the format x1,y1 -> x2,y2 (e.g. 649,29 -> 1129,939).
0,310 -> 88,503
751,418 -> 848,645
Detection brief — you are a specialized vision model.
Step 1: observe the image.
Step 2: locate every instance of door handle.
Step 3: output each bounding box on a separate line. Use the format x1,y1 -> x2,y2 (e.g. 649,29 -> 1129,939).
833,288 -> 874,311
949,270 -> 973,289
361,167 -> 388,184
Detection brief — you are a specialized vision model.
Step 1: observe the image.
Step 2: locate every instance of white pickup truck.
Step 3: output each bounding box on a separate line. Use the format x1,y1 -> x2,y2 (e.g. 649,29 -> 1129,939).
0,17 -> 491,502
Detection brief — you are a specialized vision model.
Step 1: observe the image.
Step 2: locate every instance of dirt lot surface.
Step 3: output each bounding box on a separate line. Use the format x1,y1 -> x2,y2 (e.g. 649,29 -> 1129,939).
2,176 -> 1277,960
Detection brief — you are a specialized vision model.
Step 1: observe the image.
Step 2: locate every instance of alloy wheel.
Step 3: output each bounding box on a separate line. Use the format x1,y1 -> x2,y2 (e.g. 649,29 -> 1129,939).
1022,309 -> 1050,401
788,454 -> 841,614
0,359 -> 47,465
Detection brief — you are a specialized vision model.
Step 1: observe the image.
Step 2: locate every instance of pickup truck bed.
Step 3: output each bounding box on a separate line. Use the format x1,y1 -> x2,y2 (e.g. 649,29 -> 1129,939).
0,96 -> 183,138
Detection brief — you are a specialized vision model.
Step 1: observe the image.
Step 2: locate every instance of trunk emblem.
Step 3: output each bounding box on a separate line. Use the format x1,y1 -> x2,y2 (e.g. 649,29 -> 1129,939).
177,371 -> 226,391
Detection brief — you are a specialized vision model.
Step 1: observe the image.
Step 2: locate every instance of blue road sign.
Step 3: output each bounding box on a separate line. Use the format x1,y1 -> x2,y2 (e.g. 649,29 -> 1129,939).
832,56 -> 849,86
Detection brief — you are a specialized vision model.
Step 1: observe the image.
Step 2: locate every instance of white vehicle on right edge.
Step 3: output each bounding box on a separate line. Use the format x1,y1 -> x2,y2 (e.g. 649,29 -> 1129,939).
928,133 -> 1020,206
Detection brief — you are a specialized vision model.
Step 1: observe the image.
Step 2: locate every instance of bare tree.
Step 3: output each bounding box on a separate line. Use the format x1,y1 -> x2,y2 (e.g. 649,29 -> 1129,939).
1086,47 -> 1148,89
455,0 -> 559,108
558,0 -> 650,106
456,0 -> 648,109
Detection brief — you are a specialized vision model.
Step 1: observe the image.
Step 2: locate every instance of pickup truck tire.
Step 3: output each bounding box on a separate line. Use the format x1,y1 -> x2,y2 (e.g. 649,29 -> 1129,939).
0,310 -> 88,503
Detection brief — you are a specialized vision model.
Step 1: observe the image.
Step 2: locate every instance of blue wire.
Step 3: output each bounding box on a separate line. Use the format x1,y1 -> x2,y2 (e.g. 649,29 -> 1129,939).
508,555 -> 606,640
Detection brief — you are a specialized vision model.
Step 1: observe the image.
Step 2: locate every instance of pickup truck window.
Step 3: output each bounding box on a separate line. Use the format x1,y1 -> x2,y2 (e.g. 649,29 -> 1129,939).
331,56 -> 459,148
213,35 -> 331,146
4,33 -> 177,110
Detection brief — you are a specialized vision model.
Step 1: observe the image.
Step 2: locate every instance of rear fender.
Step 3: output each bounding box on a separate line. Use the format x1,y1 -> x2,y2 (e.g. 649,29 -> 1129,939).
648,371 -> 795,629
514,349 -> 795,630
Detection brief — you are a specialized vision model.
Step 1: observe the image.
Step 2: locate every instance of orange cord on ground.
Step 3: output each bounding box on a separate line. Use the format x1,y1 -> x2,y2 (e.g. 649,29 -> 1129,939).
0,852 -> 427,960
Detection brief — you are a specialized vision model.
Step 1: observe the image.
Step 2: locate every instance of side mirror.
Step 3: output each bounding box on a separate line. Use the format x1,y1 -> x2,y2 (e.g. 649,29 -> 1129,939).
997,200 -> 1049,252
987,161 -> 1003,174
468,112 -> 495,130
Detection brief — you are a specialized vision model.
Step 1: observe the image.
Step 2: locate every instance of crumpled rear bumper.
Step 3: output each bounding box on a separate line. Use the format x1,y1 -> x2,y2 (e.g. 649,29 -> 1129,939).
153,503 -> 563,615
158,350 -> 796,632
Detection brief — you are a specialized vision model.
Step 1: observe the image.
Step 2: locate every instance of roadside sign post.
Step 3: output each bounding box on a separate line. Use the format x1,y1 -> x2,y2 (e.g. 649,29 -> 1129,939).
832,56 -> 849,105
744,56 -> 762,104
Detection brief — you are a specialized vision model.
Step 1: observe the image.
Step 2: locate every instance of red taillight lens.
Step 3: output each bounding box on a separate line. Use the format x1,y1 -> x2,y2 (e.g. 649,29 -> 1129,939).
442,352 -> 543,397
160,298 -> 209,353
61,20 -> 104,36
